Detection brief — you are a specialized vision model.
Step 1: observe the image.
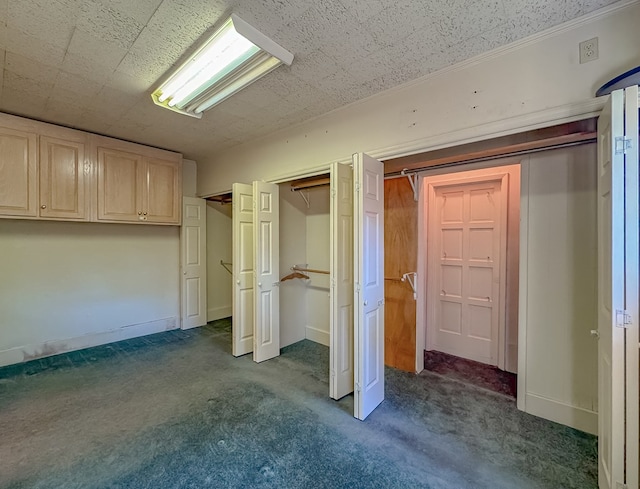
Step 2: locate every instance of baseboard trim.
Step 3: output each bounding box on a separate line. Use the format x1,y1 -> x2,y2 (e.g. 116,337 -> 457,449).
207,305 -> 232,322
524,392 -> 597,435
306,326 -> 329,347
0,317 -> 178,368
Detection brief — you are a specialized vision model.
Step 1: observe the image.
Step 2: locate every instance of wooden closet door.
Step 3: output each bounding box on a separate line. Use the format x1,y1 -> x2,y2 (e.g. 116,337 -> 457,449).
0,127 -> 37,217
97,147 -> 143,222
39,136 -> 87,220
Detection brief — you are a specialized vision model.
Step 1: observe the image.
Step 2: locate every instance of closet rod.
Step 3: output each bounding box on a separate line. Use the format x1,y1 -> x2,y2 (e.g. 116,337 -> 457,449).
291,266 -> 330,275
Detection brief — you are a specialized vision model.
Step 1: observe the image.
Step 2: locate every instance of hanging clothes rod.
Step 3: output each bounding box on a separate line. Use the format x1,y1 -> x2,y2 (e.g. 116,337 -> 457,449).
291,265 -> 330,275
220,260 -> 232,275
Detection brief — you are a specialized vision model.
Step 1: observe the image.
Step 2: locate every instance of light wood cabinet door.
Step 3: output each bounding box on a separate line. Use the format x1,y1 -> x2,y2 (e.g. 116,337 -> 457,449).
144,157 -> 181,224
97,147 -> 144,222
39,136 -> 87,220
0,127 -> 37,216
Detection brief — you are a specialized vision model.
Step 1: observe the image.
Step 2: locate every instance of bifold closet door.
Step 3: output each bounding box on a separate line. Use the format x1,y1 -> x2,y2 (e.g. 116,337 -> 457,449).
596,88 -> 628,489
232,183 -> 255,357
330,162 -> 355,400
353,153 -> 385,420
253,181 -> 280,363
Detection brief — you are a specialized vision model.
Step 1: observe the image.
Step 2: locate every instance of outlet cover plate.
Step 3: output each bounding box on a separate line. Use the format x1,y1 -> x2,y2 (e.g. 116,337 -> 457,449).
580,37 -> 599,64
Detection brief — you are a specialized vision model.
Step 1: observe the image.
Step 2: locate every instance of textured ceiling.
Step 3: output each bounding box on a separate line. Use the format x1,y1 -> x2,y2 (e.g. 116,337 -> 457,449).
0,0 -> 617,161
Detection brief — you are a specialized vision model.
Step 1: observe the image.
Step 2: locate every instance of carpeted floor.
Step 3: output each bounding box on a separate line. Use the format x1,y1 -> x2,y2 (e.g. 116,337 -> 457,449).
0,319 -> 597,488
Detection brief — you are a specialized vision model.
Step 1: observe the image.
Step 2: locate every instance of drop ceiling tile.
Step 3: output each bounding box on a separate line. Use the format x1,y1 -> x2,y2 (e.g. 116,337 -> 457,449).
5,51 -> 59,83
92,0 -> 163,25
433,0 -> 507,47
0,0 -> 7,22
341,0 -> 387,23
3,70 -> 54,96
67,30 -> 128,70
1,87 -> 48,118
105,69 -> 153,93
5,27 -> 67,67
288,49 -> 342,86
7,0 -> 75,48
53,71 -> 103,98
76,0 -> 143,50
226,81 -> 285,109
60,52 -> 118,83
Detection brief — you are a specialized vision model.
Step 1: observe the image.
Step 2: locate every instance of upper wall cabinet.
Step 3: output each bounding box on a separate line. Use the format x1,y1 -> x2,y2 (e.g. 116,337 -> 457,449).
97,145 -> 181,225
0,126 -> 38,217
0,112 -> 182,225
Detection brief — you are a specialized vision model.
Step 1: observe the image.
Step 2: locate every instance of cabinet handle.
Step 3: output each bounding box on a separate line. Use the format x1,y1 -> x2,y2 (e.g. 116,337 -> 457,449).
41,205 -> 46,209
143,212 -> 147,216
138,211 -> 142,215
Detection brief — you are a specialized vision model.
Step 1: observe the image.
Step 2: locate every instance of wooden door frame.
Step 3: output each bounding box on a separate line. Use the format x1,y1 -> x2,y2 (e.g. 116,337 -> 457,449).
416,163 -> 520,374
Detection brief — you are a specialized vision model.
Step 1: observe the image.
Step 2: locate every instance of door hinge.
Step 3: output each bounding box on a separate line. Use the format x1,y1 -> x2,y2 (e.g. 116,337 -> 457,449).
331,278 -> 336,288
615,136 -> 632,154
355,182 -> 361,192
616,309 -> 631,328
355,282 -> 361,293
615,482 -> 627,489
355,382 -> 361,393
330,188 -> 336,198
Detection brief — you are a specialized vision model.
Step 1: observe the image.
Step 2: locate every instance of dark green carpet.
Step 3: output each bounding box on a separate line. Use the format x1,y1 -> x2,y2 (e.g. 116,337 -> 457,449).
0,319 -> 597,488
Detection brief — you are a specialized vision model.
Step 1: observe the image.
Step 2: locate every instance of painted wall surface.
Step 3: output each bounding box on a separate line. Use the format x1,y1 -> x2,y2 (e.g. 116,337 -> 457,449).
182,159 -> 198,198
520,145 -> 598,434
0,220 -> 180,367
305,186 -> 330,346
197,2 -> 640,195
206,202 -> 232,321
279,184 -> 308,347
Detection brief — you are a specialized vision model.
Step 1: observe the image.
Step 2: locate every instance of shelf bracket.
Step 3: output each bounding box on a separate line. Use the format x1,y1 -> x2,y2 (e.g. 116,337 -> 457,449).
294,189 -> 310,208
401,168 -> 419,201
401,272 -> 417,300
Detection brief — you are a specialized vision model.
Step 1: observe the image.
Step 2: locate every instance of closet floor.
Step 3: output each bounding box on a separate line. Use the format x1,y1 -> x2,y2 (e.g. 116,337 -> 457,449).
424,349 -> 518,397
1,319 -> 595,488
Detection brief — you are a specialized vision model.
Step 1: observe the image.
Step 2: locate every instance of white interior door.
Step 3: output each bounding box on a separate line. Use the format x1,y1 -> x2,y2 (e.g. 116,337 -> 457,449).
353,152 -> 384,420
623,84 -> 639,489
253,181 -> 280,363
330,162 -> 354,400
597,88 -> 626,489
232,183 -> 254,356
428,179 -> 505,366
181,197 -> 207,329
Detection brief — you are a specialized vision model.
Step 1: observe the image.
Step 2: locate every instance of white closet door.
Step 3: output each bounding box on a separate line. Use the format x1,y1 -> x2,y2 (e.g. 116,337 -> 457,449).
232,183 -> 254,356
353,152 -> 384,420
330,162 -> 354,400
597,88 -> 626,489
253,181 -> 280,363
181,197 -> 207,329
623,84 -> 639,489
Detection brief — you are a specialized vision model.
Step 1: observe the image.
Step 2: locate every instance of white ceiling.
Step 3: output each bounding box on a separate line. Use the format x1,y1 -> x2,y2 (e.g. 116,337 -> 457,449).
0,0 -> 617,161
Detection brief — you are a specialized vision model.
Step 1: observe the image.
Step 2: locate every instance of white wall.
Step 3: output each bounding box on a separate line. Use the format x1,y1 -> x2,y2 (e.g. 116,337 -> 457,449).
206,202 -> 232,321
305,186 -> 331,346
182,159 -> 198,198
519,145 -> 598,434
279,184 -> 308,347
0,220 -> 180,367
197,1 -> 640,195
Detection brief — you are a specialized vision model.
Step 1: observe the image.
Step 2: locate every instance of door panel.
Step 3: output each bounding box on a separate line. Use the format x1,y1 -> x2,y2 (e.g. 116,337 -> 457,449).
0,127 -> 37,217
623,84 -> 639,489
597,88 -> 625,489
354,153 -> 384,420
330,162 -> 354,400
97,148 -> 142,221
39,136 -> 86,219
232,183 -> 254,356
181,197 -> 207,329
430,180 -> 502,365
253,181 -> 280,363
145,157 -> 180,224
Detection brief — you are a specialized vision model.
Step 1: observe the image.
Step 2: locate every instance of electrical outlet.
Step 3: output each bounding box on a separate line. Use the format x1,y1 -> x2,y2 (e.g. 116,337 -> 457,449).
579,37 -> 599,64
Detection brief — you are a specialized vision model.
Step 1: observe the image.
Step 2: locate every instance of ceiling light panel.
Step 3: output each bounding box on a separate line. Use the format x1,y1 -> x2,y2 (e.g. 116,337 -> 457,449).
151,14 -> 294,118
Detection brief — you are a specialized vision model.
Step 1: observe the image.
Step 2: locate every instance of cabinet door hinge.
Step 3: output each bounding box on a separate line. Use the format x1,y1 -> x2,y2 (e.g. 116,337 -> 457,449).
616,309 -> 632,328
615,136 -> 632,154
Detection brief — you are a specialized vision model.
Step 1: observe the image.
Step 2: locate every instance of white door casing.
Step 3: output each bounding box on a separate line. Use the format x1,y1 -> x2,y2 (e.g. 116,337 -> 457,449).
353,153 -> 385,420
232,183 -> 254,356
330,162 -> 355,400
596,88 -> 625,489
623,84 -> 639,489
253,181 -> 280,363
181,197 -> 207,329
427,177 -> 507,366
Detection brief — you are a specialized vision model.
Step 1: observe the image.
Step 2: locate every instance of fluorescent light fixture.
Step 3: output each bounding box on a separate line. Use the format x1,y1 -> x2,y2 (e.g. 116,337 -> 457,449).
151,14 -> 294,118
